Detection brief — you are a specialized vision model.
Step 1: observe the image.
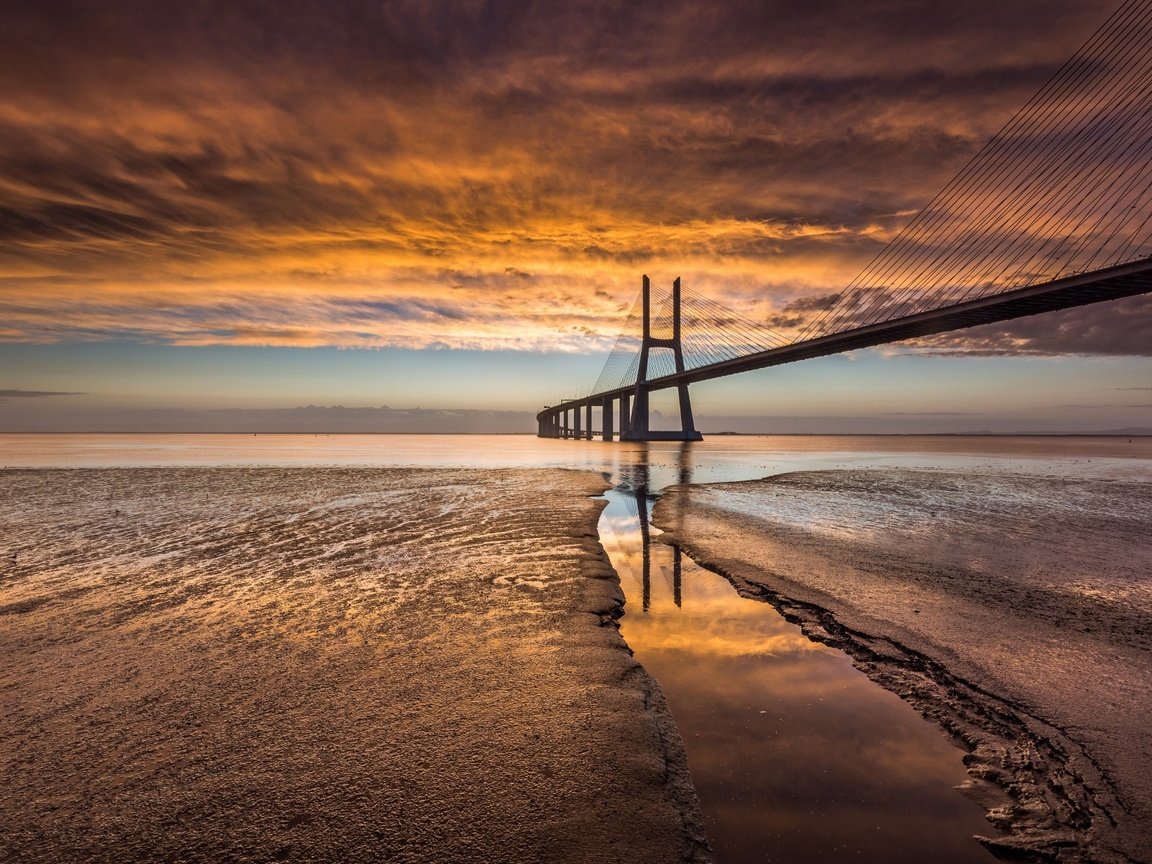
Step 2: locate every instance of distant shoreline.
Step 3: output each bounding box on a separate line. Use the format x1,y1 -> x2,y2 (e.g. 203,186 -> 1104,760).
2,430 -> 1151,437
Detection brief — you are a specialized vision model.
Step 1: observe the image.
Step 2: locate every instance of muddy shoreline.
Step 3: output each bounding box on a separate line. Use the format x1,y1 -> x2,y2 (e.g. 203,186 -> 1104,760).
653,469 -> 1152,864
0,467 -> 709,863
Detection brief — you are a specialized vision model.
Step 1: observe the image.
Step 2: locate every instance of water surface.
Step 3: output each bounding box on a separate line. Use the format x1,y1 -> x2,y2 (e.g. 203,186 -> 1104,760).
5,432 -> 1150,479
5,433 -> 1151,861
600,474 -> 997,863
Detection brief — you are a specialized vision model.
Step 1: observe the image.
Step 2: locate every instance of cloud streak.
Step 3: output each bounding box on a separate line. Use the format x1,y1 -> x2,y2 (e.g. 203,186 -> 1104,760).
0,389 -> 86,397
0,404 -> 536,434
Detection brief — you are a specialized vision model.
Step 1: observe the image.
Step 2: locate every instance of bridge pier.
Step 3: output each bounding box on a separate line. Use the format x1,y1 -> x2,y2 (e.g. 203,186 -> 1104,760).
621,276 -> 702,442
627,387 -> 649,440
536,274 -> 704,442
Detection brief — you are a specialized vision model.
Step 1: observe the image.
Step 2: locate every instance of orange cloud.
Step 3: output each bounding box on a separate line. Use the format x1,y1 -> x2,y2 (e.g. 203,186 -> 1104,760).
0,0 -> 1131,352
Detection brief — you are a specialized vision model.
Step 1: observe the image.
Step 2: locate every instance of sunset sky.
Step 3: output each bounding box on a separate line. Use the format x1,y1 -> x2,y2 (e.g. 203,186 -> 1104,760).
2,0 -> 1150,433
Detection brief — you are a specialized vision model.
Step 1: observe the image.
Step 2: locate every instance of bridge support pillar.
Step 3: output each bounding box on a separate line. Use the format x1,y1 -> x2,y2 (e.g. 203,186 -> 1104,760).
629,387 -> 650,439
536,275 -> 703,442
621,275 -> 702,442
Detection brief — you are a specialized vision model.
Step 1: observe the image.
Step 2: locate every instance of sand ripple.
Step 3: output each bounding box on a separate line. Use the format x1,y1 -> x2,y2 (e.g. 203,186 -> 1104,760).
0,467 -> 708,863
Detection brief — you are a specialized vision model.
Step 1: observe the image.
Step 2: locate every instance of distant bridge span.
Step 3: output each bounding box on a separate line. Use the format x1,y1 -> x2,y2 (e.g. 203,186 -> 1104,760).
535,259 -> 1152,441
538,0 -> 1152,442
641,258 -> 1152,390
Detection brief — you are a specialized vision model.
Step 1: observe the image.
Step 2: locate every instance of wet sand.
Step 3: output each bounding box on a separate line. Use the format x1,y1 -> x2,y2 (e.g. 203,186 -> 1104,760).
0,467 -> 709,863
653,469 -> 1152,864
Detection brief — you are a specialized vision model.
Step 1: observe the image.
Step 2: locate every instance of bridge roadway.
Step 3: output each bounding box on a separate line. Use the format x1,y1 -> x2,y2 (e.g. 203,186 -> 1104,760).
539,256 -> 1152,440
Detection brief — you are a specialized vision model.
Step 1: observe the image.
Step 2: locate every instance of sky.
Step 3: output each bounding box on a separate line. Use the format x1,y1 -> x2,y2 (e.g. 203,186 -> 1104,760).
2,0 -> 1150,434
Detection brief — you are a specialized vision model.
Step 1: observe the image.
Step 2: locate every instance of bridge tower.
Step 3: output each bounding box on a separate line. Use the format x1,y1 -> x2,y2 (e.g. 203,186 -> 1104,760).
623,275 -> 703,442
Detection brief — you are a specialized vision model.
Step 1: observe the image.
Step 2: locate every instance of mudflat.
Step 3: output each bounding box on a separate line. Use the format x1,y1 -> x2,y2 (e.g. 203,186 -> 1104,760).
654,468 -> 1152,864
0,467 -> 709,863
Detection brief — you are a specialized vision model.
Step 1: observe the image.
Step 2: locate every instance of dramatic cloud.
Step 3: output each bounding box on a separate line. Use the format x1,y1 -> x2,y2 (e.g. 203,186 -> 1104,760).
0,0 -> 1139,354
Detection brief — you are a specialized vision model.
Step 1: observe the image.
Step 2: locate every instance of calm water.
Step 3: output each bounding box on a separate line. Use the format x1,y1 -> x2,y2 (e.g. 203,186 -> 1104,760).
601,482 -> 997,863
5,431 -> 1150,478
5,433 -> 1151,862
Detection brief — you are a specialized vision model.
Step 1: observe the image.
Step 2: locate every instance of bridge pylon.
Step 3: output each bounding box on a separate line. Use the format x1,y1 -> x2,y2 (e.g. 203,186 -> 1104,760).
622,275 -> 702,442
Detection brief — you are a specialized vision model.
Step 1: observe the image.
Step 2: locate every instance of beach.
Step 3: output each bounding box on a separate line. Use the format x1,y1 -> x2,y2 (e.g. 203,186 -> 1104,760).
653,468 -> 1152,863
0,467 -> 709,863
5,434 -> 1151,863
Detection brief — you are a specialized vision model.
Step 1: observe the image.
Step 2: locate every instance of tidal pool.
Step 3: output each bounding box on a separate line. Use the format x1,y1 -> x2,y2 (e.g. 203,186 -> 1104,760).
600,481 -> 999,863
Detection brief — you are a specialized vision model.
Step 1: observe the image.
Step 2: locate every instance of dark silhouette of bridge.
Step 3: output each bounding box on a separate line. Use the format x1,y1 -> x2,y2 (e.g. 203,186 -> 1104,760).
537,0 -> 1152,441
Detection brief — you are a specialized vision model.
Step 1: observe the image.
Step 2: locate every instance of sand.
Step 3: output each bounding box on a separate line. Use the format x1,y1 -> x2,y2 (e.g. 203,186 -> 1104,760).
653,468 -> 1152,864
0,467 -> 710,863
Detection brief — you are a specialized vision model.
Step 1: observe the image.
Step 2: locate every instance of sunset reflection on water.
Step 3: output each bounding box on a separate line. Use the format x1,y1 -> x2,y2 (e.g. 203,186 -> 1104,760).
600,489 -> 997,864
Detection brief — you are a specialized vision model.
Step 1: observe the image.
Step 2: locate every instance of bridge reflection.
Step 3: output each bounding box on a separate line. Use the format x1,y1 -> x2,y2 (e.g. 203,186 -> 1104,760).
596,442 -> 997,864
618,442 -> 692,612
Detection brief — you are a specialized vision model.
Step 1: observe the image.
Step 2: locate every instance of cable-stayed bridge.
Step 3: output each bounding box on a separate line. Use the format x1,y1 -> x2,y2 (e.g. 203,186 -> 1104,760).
538,0 -> 1152,441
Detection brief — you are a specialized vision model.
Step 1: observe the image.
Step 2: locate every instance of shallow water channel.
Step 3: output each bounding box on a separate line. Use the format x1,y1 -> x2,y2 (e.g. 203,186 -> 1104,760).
598,466 -> 997,863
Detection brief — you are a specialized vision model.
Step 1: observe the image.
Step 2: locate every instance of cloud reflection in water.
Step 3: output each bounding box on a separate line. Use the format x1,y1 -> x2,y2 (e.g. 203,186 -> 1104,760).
600,489 -> 995,864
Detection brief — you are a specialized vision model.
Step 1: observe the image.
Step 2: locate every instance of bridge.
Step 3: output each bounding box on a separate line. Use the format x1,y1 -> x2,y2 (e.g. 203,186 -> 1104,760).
538,0 -> 1152,441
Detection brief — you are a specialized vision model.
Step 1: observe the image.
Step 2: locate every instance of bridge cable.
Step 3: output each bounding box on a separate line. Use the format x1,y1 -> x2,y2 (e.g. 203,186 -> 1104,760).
794,0 -> 1152,342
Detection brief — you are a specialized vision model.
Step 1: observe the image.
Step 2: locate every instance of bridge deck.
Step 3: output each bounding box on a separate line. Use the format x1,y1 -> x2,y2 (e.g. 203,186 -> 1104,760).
556,256 -> 1152,412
